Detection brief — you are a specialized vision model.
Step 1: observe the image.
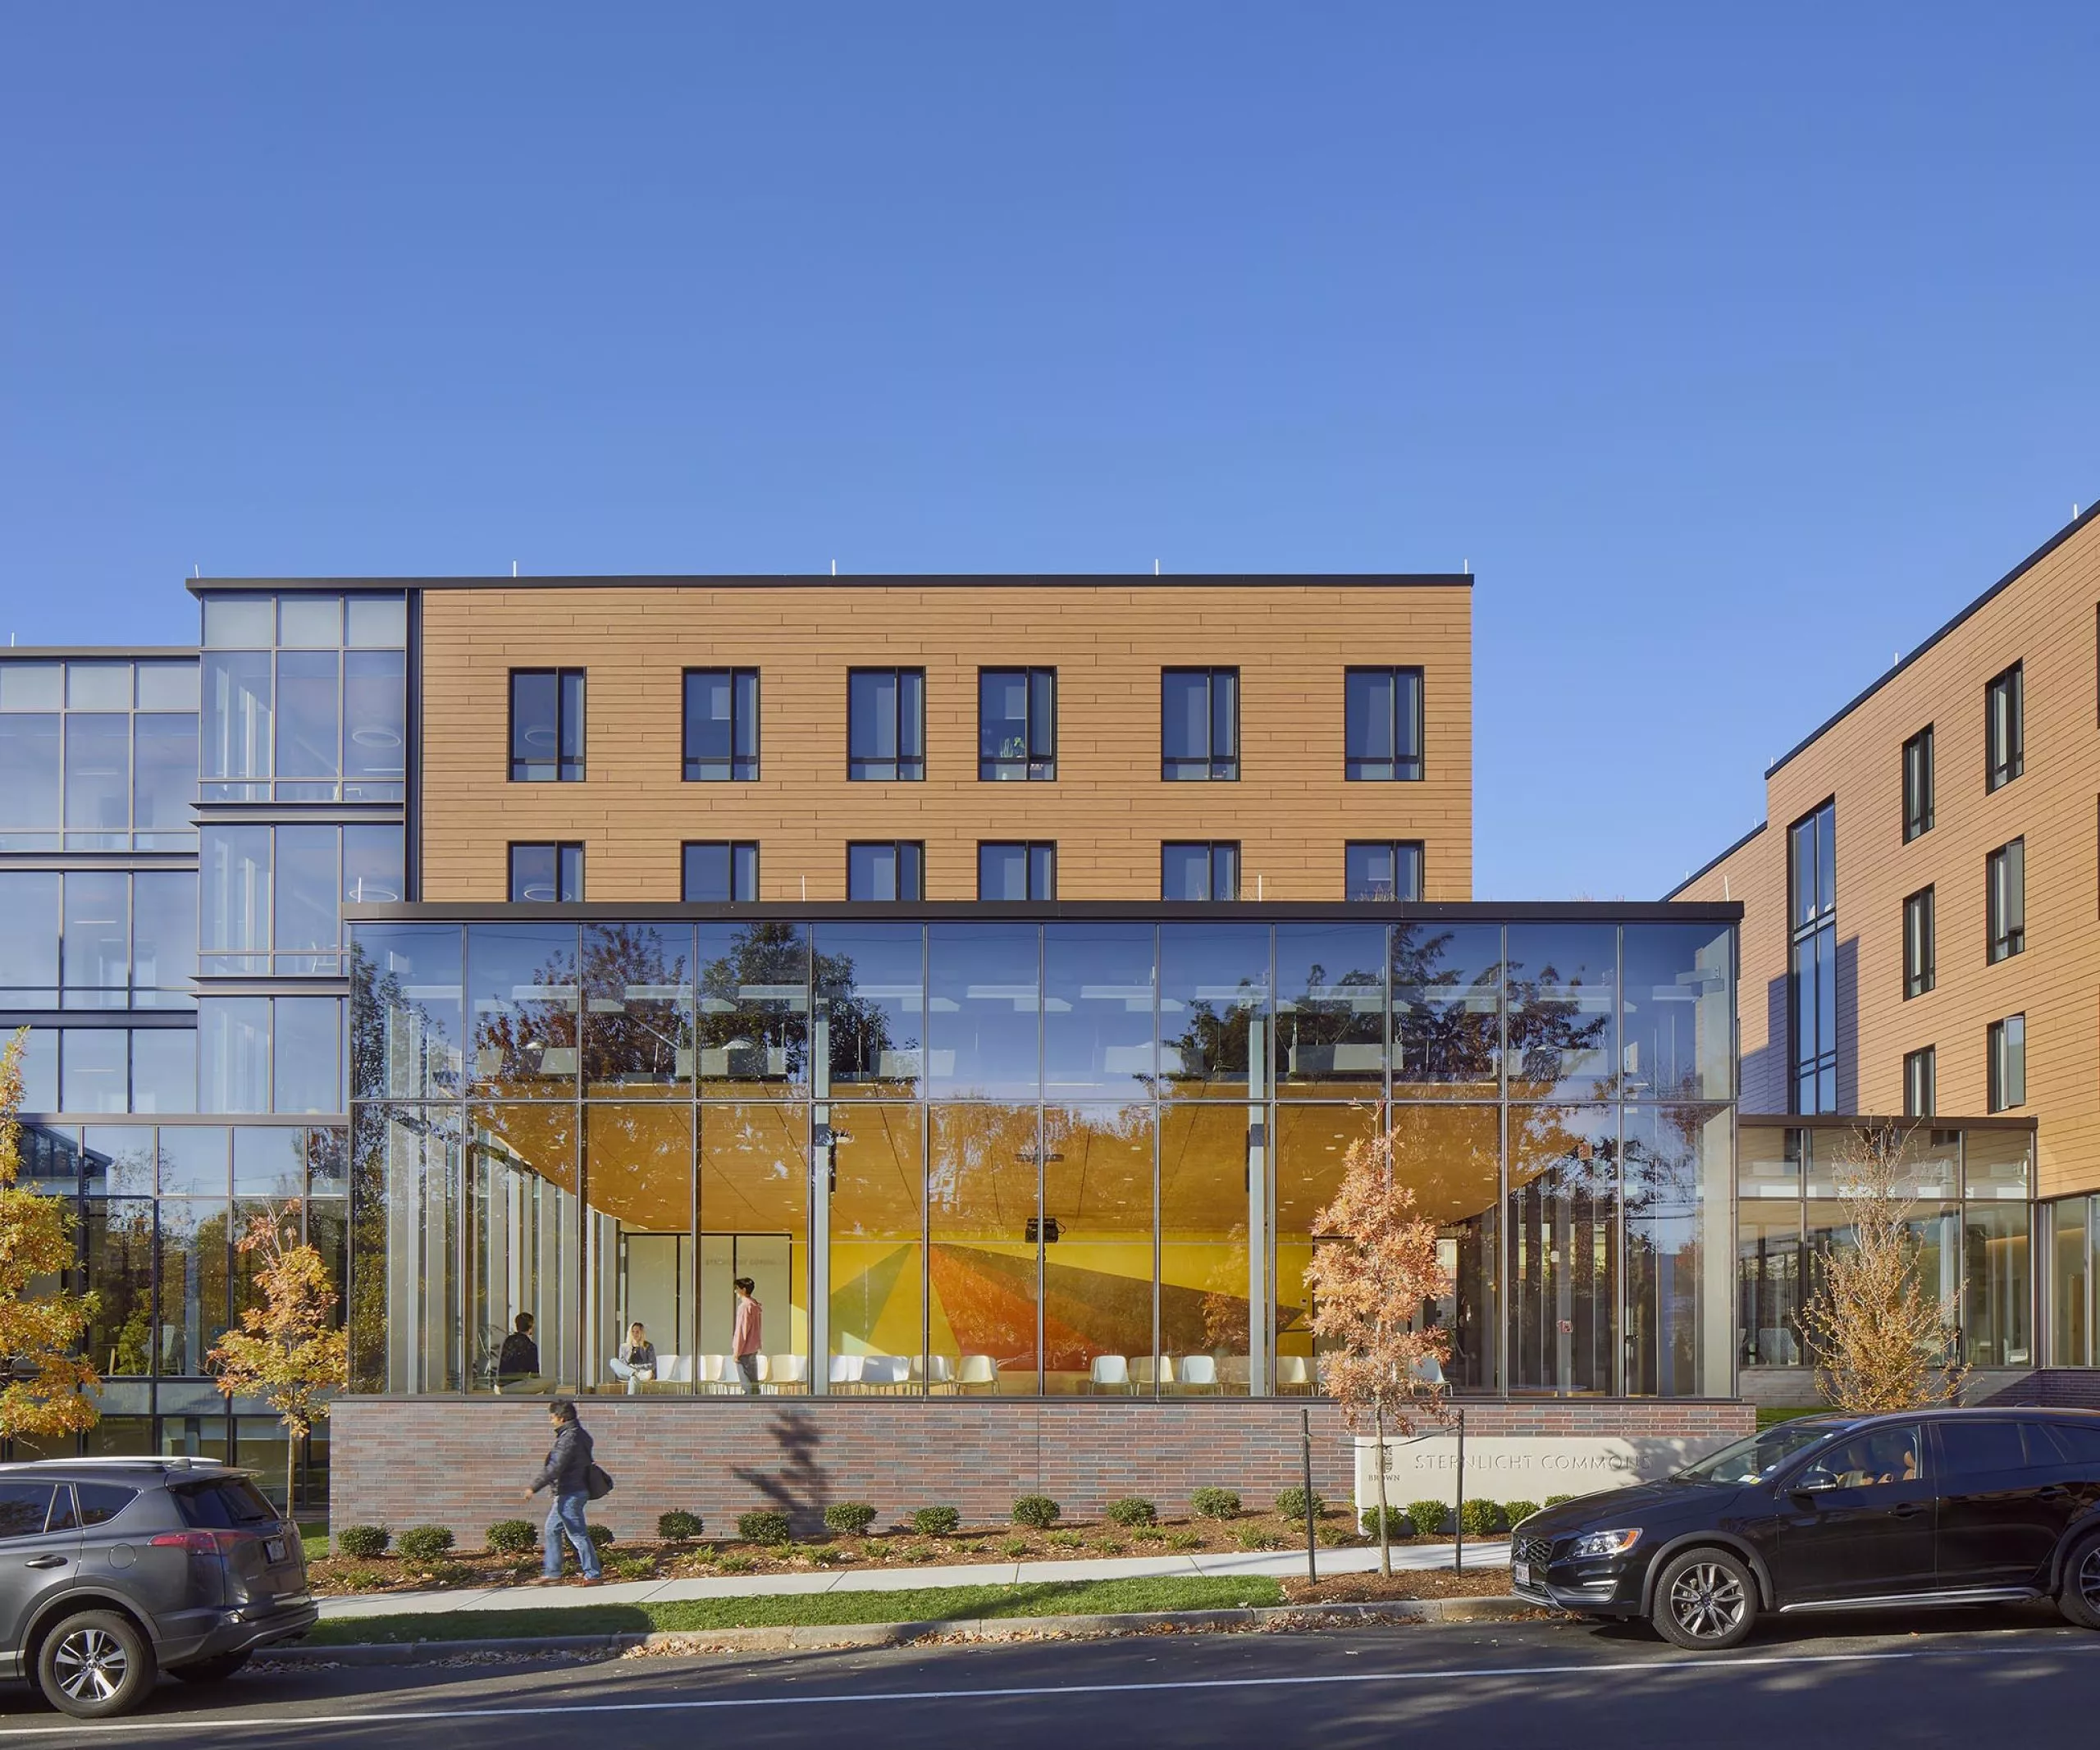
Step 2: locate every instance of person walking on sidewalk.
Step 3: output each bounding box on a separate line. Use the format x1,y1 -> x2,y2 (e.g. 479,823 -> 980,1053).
523,1399 -> 603,1585
732,1277 -> 763,1395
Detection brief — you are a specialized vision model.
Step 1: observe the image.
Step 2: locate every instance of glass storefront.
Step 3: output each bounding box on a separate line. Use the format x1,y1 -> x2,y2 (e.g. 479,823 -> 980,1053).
349,913 -> 1737,1400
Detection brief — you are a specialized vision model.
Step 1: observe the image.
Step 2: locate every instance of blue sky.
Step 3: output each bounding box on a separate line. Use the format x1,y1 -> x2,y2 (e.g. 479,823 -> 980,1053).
2,6 -> 2094,898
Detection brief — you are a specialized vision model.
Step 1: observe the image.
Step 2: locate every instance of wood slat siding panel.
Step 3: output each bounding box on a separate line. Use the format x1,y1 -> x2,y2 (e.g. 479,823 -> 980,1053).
417,582 -> 1474,906
1680,514 -> 2100,1199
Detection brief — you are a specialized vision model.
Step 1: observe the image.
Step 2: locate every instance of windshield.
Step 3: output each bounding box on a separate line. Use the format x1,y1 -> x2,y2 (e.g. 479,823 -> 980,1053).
1674,1420 -> 1849,1486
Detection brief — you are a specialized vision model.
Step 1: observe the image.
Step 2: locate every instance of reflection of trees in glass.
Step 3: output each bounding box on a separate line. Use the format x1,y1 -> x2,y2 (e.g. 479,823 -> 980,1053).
1391,926 -> 1500,1086
816,945 -> 905,1085
1162,986 -> 1262,1089
1504,955 -> 1613,1099
1277,959 -> 1381,1079
472,942 -> 579,1090
582,924 -> 691,1088
349,939 -> 459,1101
696,923 -> 808,1085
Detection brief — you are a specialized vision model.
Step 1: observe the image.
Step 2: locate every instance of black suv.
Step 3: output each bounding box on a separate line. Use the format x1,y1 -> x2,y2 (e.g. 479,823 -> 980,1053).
1511,1407 -> 2100,1649
0,1458 -> 315,1719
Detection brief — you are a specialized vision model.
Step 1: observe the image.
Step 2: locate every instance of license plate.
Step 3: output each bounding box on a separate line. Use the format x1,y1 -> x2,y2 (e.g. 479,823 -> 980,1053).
1513,1561 -> 1531,1588
265,1538 -> 286,1564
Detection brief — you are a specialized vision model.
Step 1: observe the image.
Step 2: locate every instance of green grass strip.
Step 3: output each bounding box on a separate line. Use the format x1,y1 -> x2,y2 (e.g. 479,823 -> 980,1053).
305,1575 -> 1288,1646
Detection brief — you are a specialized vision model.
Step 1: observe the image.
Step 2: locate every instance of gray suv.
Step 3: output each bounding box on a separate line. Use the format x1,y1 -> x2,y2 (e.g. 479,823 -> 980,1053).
0,1457 -> 316,1720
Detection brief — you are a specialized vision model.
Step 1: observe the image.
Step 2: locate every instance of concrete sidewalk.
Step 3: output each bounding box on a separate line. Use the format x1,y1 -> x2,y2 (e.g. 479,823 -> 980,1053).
316,1538 -> 1509,1620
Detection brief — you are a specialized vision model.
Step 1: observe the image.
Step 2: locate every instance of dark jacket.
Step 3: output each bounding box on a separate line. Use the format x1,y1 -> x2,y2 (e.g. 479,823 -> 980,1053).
497,1332 -> 541,1379
531,1419 -> 595,1496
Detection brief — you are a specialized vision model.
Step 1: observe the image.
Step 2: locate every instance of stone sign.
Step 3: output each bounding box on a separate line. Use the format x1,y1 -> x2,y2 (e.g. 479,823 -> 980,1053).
1352,1432 -> 1737,1512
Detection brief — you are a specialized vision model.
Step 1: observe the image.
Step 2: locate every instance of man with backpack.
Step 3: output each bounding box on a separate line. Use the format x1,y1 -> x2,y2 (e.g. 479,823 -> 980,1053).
523,1398 -> 605,1585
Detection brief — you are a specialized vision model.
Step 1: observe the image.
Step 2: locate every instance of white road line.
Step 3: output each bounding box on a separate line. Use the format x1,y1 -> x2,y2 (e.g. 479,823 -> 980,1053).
0,1650 -> 1958,1737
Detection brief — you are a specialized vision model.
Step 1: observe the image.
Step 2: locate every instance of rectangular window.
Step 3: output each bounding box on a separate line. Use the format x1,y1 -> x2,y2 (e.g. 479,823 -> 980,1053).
682,842 -> 759,902
978,842 -> 1056,900
1344,668 -> 1425,781
1902,726 -> 1934,842
1988,1013 -> 2026,1111
1903,1046 -> 1935,1118
1987,838 -> 2025,962
509,669 -> 585,782
1986,662 -> 2024,791
1344,840 -> 1424,901
978,669 -> 1056,780
1161,669 -> 1238,780
682,669 -> 759,781
1788,799 -> 1838,1113
1903,887 -> 1935,998
1162,842 -> 1240,902
509,843 -> 584,902
847,842 -> 924,902
847,669 -> 924,780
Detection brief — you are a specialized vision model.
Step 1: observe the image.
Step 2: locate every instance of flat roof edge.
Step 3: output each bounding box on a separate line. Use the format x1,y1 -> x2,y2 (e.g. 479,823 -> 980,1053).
1767,498 -> 2100,778
344,898 -> 1742,923
0,647 -> 199,659
185,573 -> 1473,594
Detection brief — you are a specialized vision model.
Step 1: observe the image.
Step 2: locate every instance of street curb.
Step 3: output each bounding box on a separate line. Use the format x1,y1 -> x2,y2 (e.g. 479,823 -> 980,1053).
257,1597 -> 1554,1665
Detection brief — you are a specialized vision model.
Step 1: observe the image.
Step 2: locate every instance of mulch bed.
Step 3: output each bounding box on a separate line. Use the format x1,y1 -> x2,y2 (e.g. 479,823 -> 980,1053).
1280,1567 -> 1516,1605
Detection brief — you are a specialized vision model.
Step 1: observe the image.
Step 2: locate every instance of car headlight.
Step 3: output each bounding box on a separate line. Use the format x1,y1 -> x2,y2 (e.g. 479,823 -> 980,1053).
1568,1528 -> 1642,1560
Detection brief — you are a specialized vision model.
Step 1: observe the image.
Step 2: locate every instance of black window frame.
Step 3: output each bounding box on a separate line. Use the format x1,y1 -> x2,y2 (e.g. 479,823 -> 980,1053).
681,841 -> 759,902
508,841 -> 584,903
1344,667 -> 1426,782
847,669 -> 925,782
682,669 -> 760,783
1787,798 -> 1838,1113
1986,837 -> 2025,963
1161,841 -> 1240,902
977,841 -> 1057,900
1987,1013 -> 2025,1112
846,840 -> 924,902
1902,725 -> 1934,842
1902,885 -> 1934,999
1344,839 -> 1425,902
509,668 -> 586,783
1160,669 -> 1239,782
977,669 -> 1057,782
1903,1045 -> 1935,1119
1986,662 -> 2024,792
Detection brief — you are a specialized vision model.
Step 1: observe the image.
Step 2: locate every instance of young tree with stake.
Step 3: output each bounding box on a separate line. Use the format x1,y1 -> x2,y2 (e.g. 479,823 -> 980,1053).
1303,1120 -> 1454,1576
210,1204 -> 349,1519
0,1029 -> 102,1446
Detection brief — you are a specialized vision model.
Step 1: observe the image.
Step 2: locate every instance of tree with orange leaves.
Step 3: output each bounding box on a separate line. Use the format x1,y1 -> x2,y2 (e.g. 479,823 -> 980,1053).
210,1204 -> 349,1519
1303,1122 -> 1454,1575
0,1028 -> 102,1445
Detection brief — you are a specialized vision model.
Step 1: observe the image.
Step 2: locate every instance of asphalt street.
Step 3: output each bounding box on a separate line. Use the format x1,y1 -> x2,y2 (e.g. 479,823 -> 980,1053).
4,1606 -> 2097,1748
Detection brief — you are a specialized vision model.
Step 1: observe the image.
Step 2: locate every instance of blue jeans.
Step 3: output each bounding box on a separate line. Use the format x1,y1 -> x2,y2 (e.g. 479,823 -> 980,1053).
543,1491 -> 601,1579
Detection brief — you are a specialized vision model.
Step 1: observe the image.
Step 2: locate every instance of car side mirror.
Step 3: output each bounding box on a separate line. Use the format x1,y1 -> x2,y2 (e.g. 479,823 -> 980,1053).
1792,1469 -> 1837,1497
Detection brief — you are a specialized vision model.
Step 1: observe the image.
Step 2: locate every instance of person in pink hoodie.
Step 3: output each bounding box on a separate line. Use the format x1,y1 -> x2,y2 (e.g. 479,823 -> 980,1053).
731,1277 -> 763,1395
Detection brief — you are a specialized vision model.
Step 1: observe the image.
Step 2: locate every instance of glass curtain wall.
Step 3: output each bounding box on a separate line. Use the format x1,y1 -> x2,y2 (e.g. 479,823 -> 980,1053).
347,916 -> 1737,1400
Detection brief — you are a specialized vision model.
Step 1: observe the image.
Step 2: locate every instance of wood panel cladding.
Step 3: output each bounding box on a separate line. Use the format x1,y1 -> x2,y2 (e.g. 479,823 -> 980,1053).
1677,512 -> 2100,1199
416,580 -> 1473,908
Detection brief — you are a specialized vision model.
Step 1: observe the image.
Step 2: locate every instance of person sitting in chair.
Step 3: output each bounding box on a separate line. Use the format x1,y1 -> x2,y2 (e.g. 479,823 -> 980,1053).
608,1322 -> 657,1392
496,1312 -> 541,1391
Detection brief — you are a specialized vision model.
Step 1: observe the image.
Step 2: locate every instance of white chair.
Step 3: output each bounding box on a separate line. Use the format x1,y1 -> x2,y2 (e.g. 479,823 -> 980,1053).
1088,1355 -> 1131,1396
1221,1355 -> 1250,1391
1410,1353 -> 1446,1388
1274,1355 -> 1312,1395
1130,1355 -> 1157,1392
658,1354 -> 693,1387
862,1355 -> 911,1392
1176,1355 -> 1219,1395
924,1355 -> 956,1392
956,1355 -> 998,1394
765,1353 -> 809,1394
829,1353 -> 865,1393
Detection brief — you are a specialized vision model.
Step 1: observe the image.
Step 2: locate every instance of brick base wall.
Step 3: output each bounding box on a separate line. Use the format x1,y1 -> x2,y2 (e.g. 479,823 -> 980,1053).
330,1396 -> 1755,1541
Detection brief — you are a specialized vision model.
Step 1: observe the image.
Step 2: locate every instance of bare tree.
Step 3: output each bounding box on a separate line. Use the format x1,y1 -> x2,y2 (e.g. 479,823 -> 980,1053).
1302,1121 -> 1454,1575
1800,1123 -> 1966,1413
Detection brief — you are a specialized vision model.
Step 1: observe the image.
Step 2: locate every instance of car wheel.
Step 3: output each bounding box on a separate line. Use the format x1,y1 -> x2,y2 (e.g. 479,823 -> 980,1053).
2057,1531 -> 2100,1630
1651,1548 -> 1759,1651
35,1609 -> 158,1720
171,1650 -> 253,1683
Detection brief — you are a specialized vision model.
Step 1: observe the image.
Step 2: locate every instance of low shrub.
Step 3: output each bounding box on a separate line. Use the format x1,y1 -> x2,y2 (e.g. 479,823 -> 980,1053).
418,1560 -> 476,1587
332,1564 -> 385,1590
1043,1528 -> 1084,1549
1359,1506 -> 1412,1540
714,1552 -> 756,1575
810,1544 -> 855,1565
484,1519 -> 536,1556
1166,1530 -> 1204,1551
1405,1500 -> 1449,1538
587,1524 -> 616,1549
395,1526 -> 454,1564
1315,1523 -> 1351,1547
1543,1494 -> 1576,1510
1011,1494 -> 1061,1530
1088,1537 -> 1126,1556
336,1524 -> 390,1559
657,1510 -> 705,1542
912,1506 -> 961,1537
1105,1496 -> 1157,1528
999,1537 -> 1032,1557
900,1541 -> 939,1563
1458,1498 -> 1501,1537
1235,1527 -> 1283,1551
607,1555 -> 655,1580
1502,1500 -> 1541,1528
1131,1527 -> 1167,1547
823,1502 -> 879,1537
737,1510 -> 792,1544
1274,1487 -> 1325,1521
1189,1487 -> 1240,1520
